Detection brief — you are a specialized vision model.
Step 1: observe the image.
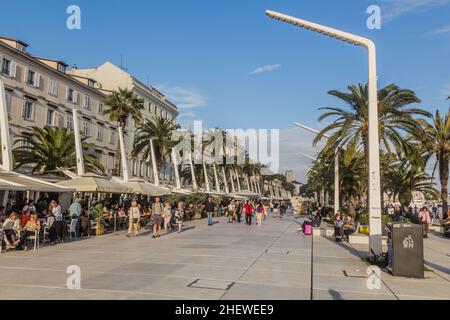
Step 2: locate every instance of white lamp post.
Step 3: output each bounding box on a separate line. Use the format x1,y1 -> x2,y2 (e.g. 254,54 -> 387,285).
72,109 -> 85,176
189,152 -> 198,190
222,166 -> 229,194
171,149 -> 181,190
0,81 -> 13,172
268,10 -> 382,258
149,139 -> 159,186
295,123 -> 339,214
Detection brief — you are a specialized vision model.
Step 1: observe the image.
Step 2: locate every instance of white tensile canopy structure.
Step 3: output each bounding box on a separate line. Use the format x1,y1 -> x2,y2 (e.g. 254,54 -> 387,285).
57,174 -> 132,194
0,177 -> 28,191
0,170 -> 75,193
110,177 -> 171,196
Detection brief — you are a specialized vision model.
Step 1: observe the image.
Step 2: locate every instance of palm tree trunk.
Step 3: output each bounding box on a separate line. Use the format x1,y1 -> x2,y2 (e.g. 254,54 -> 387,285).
439,154 -> 449,219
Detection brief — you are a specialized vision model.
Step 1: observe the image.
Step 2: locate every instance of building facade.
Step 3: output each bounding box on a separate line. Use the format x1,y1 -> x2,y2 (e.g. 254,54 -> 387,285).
68,62 -> 179,180
0,36 -> 178,179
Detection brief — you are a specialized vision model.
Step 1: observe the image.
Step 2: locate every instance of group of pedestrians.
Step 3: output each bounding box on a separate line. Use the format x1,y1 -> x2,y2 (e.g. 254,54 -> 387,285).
225,199 -> 267,226
126,196 -> 185,238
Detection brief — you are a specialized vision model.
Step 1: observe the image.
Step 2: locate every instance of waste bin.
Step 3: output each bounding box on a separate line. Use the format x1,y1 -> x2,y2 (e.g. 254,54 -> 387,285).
391,223 -> 424,278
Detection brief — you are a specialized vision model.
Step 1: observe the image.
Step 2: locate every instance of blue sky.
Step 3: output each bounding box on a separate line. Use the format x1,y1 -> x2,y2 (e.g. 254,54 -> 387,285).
1,0 -> 449,180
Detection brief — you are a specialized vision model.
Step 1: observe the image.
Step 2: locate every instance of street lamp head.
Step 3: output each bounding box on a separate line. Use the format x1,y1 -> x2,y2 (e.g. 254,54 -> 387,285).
265,10 -> 371,48
293,122 -> 330,139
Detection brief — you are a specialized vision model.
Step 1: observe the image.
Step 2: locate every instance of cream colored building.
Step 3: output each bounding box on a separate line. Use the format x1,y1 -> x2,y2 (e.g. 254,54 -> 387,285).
68,62 -> 179,180
0,36 -> 178,180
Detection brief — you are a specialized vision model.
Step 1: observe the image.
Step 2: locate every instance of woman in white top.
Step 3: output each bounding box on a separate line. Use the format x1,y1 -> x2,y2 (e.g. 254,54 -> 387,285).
49,200 -> 64,242
163,203 -> 172,231
127,201 -> 140,237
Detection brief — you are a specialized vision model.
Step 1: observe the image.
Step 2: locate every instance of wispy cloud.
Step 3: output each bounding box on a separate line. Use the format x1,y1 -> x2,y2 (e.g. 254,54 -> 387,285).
381,0 -> 450,22
427,24 -> 450,36
249,64 -> 281,75
278,127 -> 326,182
442,84 -> 450,99
156,85 -> 207,110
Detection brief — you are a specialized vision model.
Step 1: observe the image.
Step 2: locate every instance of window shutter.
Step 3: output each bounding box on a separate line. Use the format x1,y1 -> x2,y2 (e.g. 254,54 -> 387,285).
23,67 -> 28,82
31,101 -> 35,120
0,54 -> 3,69
74,91 -> 78,104
66,86 -> 69,99
35,73 -> 41,88
11,62 -> 17,78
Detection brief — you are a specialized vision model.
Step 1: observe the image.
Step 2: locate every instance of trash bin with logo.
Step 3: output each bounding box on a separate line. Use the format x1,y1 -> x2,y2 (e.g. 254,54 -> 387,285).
391,223 -> 424,278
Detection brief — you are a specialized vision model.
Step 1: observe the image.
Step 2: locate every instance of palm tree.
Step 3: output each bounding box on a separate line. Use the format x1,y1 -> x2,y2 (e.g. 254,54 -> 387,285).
384,159 -> 438,211
103,88 -> 144,178
103,88 -> 144,128
13,126 -> 104,175
418,110 -> 450,218
314,83 -> 430,167
337,142 -> 366,216
132,115 -> 181,180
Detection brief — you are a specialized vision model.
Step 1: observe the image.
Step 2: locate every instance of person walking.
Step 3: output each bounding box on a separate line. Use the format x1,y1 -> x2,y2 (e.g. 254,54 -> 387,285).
236,200 -> 243,223
204,196 -> 216,226
49,200 -> 64,243
127,200 -> 140,238
68,198 -> 82,237
227,200 -> 235,224
256,202 -> 265,226
418,207 -> 431,239
245,200 -> 254,226
163,202 -> 172,231
175,202 -> 184,233
152,197 -> 164,238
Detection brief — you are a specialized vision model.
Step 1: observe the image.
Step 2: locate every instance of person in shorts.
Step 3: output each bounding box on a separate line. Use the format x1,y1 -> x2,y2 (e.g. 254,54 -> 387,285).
152,197 -> 164,238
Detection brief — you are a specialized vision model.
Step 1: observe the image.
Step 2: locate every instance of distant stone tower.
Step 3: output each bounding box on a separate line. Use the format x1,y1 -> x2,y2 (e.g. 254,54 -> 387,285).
285,170 -> 294,183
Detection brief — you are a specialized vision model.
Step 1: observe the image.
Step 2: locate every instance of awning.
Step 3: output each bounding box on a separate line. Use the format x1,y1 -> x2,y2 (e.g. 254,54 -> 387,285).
111,177 -> 171,196
0,178 -> 27,191
235,190 -> 261,198
0,171 -> 75,193
57,174 -> 131,194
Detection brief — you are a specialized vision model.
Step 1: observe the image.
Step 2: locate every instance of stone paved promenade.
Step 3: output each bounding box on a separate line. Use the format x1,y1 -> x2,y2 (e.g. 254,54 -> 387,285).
0,213 -> 449,300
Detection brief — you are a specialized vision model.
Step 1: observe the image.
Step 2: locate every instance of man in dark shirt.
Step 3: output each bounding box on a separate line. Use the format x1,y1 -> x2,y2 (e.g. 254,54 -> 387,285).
204,197 -> 216,226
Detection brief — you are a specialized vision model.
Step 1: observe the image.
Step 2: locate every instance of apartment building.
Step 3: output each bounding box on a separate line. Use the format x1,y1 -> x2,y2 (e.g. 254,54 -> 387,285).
68,61 -> 179,180
0,36 -> 117,175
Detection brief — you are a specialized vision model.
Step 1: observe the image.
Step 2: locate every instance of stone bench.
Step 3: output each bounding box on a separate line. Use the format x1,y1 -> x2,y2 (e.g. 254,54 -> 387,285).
349,234 -> 388,246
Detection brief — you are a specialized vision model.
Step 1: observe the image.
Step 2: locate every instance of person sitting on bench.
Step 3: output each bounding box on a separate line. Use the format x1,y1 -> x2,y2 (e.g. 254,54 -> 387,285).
2,212 -> 20,249
334,212 -> 344,242
343,214 -> 356,242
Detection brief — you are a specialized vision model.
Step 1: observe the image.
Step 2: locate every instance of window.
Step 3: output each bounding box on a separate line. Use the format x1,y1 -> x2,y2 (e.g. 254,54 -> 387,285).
84,95 -> 90,110
67,87 -> 78,103
16,43 -> 25,52
88,79 -> 95,88
1,58 -> 11,75
48,79 -> 58,96
107,154 -> 115,172
26,69 -> 35,86
46,108 -> 55,126
66,113 -> 73,130
94,150 -> 103,162
98,102 -> 104,115
109,128 -> 116,144
22,100 -> 34,121
57,63 -> 66,73
96,124 -> 104,141
82,119 -> 90,136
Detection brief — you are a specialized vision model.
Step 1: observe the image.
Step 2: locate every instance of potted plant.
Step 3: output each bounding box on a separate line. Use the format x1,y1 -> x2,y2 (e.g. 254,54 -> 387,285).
358,212 -> 369,235
91,203 -> 105,236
